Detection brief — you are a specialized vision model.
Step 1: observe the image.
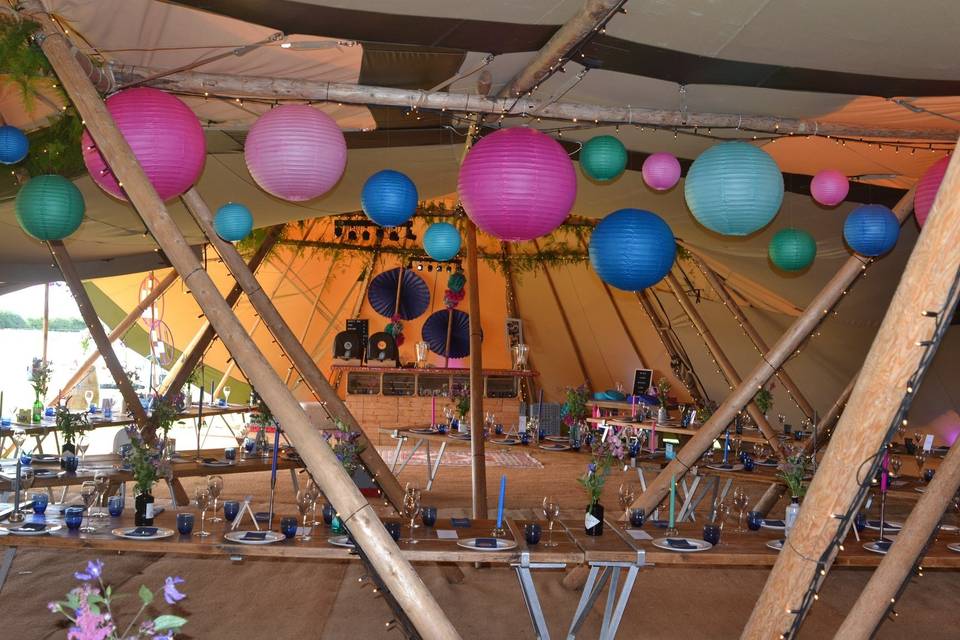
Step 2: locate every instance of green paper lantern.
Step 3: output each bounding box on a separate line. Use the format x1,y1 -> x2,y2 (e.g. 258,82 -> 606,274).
769,228 -> 816,272
580,135 -> 627,182
15,175 -> 85,241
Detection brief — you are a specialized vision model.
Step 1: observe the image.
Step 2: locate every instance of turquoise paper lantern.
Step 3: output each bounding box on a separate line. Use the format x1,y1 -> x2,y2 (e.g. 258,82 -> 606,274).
843,204 -> 899,256
15,175 -> 85,241
0,125 -> 29,164
362,169 -> 418,227
684,141 -> 784,236
580,135 -> 628,182
589,209 -> 676,291
769,228 -> 817,271
423,222 -> 461,261
214,202 -> 254,242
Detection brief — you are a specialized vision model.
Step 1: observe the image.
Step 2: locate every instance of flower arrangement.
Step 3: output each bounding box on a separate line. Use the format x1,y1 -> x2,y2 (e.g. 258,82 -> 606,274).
122,426 -> 171,495
561,384 -> 589,427
753,381 -> 775,414
656,377 -> 671,407
147,393 -> 179,442
49,559 -> 187,639
55,404 -> 89,449
577,431 -> 625,506
249,394 -> 275,429
30,357 -> 52,398
323,418 -> 365,475
778,452 -> 808,498
452,384 -> 470,419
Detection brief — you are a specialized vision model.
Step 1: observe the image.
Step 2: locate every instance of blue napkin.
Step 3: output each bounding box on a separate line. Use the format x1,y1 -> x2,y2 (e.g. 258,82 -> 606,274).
129,527 -> 158,537
649,519 -> 669,528
451,518 -> 471,528
243,531 -> 268,541
18,522 -> 46,531
666,538 -> 696,549
764,519 -> 785,527
474,538 -> 497,548
714,464 -> 733,469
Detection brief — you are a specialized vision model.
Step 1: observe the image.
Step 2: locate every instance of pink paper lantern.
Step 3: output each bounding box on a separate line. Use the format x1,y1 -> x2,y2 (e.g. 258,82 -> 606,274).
458,127 -> 576,241
82,88 -> 205,201
641,152 -> 681,191
810,169 -> 849,207
244,105 -> 346,202
915,156 -> 949,227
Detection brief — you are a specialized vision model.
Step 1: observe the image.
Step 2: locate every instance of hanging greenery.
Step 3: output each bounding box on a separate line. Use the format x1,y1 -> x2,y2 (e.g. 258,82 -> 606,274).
0,18 -> 51,110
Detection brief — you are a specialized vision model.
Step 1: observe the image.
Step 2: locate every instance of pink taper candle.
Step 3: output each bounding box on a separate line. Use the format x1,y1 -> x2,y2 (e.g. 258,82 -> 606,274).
431,395 -> 436,426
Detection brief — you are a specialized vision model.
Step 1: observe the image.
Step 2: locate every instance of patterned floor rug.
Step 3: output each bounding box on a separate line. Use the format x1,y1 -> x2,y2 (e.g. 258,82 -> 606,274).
376,446 -> 544,469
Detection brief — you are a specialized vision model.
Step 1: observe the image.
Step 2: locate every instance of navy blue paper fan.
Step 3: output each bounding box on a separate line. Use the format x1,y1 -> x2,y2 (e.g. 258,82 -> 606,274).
367,267 -> 430,320
422,309 -> 471,358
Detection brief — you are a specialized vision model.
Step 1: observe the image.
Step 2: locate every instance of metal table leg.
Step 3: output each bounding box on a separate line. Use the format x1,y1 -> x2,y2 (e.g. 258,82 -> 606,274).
515,565 -> 551,640
394,439 -> 425,477
567,565 -> 611,639
426,441 -> 446,492
0,547 -> 16,594
598,567 -> 621,639
390,435 -> 407,473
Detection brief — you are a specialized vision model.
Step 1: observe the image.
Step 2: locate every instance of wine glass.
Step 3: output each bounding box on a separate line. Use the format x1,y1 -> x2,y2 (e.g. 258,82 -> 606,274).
84,390 -> 94,411
542,496 -> 560,548
304,477 -> 322,526
233,427 -> 248,458
194,487 -> 211,537
76,435 -> 90,471
93,471 -> 110,518
223,385 -> 232,405
402,487 -> 421,544
297,490 -> 315,541
889,456 -> 902,478
914,450 -> 928,479
732,488 -> 750,533
207,475 -> 224,523
618,483 -> 637,523
80,481 -> 98,533
713,498 -> 731,532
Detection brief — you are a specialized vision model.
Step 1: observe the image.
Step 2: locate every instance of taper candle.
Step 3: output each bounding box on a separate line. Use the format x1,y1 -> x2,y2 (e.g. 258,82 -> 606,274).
669,474 -> 676,528
496,474 -> 506,529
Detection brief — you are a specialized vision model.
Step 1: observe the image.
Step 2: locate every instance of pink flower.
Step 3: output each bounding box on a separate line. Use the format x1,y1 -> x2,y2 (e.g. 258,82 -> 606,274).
67,602 -> 114,640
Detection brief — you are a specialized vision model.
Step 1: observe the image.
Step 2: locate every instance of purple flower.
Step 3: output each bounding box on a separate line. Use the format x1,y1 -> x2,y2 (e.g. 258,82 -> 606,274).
163,576 -> 186,605
74,559 -> 104,582
48,601 -> 60,613
587,462 -> 596,474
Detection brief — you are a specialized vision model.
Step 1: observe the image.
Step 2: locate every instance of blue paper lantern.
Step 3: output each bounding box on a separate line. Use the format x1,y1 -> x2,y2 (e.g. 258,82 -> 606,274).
843,204 -> 900,256
214,202 -> 254,242
0,125 -> 29,164
15,174 -> 85,241
362,169 -> 418,227
589,209 -> 676,291
423,222 -> 461,261
684,141 -> 784,236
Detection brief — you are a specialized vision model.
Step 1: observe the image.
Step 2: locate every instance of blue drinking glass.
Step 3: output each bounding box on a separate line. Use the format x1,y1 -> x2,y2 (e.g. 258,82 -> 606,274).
65,506 -> 84,530
743,456 -> 755,472
747,511 -> 763,531
794,430 -> 804,441
20,452 -> 32,467
436,423 -> 447,434
281,516 -> 298,539
854,512 -> 867,532
176,512 -> 194,535
385,522 -> 401,541
494,423 -> 504,435
244,438 -> 256,454
520,432 -> 530,445
31,492 -> 48,515
524,523 -> 542,545
223,500 -> 240,522
924,468 -> 936,483
703,523 -> 721,545
224,447 -> 237,461
108,495 -> 124,517
420,506 -> 437,527
322,503 -> 335,525
63,455 -> 79,473
629,508 -> 646,528
584,432 -> 594,446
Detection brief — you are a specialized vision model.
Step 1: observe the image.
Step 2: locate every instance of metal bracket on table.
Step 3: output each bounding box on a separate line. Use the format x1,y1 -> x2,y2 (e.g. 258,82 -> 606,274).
514,550 -> 567,640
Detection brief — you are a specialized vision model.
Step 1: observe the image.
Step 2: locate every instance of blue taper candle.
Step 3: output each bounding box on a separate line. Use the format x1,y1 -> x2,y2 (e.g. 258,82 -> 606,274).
496,474 -> 506,529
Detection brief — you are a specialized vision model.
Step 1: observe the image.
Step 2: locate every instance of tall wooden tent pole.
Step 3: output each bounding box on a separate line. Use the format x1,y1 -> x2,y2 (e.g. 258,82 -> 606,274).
41,283 -> 49,363
464,216 -> 488,519
631,187 -> 916,516
501,243 -> 538,401
24,9 -> 460,636
741,149 -> 960,638
181,189 -> 407,512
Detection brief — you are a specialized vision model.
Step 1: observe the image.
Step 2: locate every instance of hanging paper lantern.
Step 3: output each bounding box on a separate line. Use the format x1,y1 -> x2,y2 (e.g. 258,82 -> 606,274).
580,135 -> 627,182
684,141 -> 784,236
843,204 -> 900,256
422,308 -> 471,358
0,125 -> 29,164
641,152 -> 681,191
768,228 -> 817,271
423,222 -> 461,261
361,170 -> 418,226
589,209 -> 676,291
81,88 -> 205,201
367,268 -> 430,320
810,170 -> 849,207
15,174 -> 85,241
245,104 -> 346,202
914,156 -> 949,228
214,202 -> 254,242
458,127 -> 576,241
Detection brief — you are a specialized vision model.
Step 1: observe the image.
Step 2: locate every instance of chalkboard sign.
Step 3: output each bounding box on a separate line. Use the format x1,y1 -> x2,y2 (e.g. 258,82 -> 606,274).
632,369 -> 653,396
346,319 -> 369,360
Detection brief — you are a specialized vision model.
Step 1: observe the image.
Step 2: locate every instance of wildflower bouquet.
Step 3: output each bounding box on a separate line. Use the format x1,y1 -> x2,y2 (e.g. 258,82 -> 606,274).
778,452 -> 808,498
30,357 -> 52,398
122,426 -> 171,495
577,432 -> 625,506
561,384 -> 589,427
323,418 -> 365,475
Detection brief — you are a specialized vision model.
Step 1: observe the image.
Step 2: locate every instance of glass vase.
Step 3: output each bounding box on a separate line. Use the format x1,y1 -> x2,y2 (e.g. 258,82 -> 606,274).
32,392 -> 42,424
585,502 -> 604,536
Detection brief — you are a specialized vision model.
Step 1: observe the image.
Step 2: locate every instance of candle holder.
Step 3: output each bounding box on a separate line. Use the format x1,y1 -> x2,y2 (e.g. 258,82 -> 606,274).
491,526 -> 506,538
511,343 -> 529,370
415,341 -> 429,368
665,526 -> 680,537
9,429 -> 27,523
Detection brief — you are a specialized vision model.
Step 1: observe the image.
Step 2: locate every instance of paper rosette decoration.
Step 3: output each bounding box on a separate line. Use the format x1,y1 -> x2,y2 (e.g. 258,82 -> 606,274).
367,267 -> 430,320
422,308 -> 470,359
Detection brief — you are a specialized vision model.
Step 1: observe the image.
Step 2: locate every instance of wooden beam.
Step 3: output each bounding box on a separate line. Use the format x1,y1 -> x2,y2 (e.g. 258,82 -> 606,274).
464,217 -> 488,519
24,6 -> 459,637
631,187 -> 916,517
742,149 -> 959,638
500,243 -> 538,401
47,241 -> 148,429
41,283 -> 49,363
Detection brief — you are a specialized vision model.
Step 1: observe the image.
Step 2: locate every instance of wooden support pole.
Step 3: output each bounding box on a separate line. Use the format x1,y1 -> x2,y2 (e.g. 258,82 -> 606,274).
464,217 -> 487,519
694,258 -> 818,421
631,187 -> 916,517
24,10 -> 459,635
50,270 -> 179,406
181,189 -> 407,513
834,436 -> 960,639
665,271 -> 784,457
47,241 -> 148,428
501,243 -> 538,401
41,283 -> 49,363
741,151 -> 959,638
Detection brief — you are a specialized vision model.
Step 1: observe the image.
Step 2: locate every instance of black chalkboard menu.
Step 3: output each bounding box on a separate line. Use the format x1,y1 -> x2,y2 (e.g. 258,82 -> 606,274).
632,368 -> 653,396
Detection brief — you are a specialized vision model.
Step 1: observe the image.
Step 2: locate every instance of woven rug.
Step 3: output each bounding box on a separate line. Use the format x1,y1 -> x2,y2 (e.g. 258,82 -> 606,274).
376,446 -> 543,469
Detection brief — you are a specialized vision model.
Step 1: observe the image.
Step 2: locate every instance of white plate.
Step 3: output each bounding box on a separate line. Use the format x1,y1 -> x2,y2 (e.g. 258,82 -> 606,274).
544,436 -> 569,443
409,428 -> 436,435
5,523 -> 62,536
755,459 -> 779,467
538,443 -> 571,451
939,524 -> 959,533
706,464 -> 744,472
327,535 -> 355,548
766,539 -> 784,551
761,520 -> 786,531
200,460 -> 234,467
223,530 -> 285,545
456,537 -> 517,551
111,527 -> 176,540
652,537 -> 713,552
448,433 -> 471,440
864,541 -> 891,554
493,438 -> 519,446
865,520 -> 903,532
947,543 -> 960,554
914,487 -> 927,494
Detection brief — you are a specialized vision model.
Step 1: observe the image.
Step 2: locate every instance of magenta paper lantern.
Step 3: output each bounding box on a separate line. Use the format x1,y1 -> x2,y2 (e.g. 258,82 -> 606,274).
810,169 -> 849,207
642,152 -> 681,191
81,88 -> 205,201
915,156 -> 949,228
458,127 -> 576,241
244,105 -> 346,202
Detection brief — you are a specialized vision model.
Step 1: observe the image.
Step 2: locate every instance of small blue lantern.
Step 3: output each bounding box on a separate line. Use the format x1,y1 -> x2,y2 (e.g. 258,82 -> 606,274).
843,204 -> 900,256
589,209 -> 676,291
362,169 -> 418,227
214,202 -> 254,242
423,222 -> 461,261
0,125 -> 29,164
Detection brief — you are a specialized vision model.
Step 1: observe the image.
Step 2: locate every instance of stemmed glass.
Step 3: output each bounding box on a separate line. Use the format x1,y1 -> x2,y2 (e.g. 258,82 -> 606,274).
80,481 -> 98,533
889,456 -> 902,478
914,450 -> 929,479
194,487 -> 211,537
713,499 -> 731,534
207,476 -> 224,523
76,435 -> 90,471
618,483 -> 637,523
223,386 -> 232,405
92,471 -> 110,518
542,497 -> 560,548
234,427 -> 248,459
84,390 -> 94,411
732,487 -> 749,533
402,487 -> 421,544
297,490 -> 315,541
304,478 -> 322,526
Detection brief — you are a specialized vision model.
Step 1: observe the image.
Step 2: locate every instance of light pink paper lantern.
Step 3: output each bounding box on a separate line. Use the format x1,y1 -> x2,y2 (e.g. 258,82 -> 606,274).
458,127 -> 576,241
810,169 -> 849,207
914,156 -> 949,228
82,88 -> 205,201
244,105 -> 346,201
641,152 -> 681,191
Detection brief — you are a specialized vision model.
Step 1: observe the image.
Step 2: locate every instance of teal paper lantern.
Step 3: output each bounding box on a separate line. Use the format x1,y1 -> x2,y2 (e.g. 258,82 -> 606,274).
15,174 -> 85,241
589,209 -> 676,291
769,228 -> 817,271
214,202 -> 254,241
362,169 -> 418,227
423,222 -> 461,261
580,135 -> 628,182
684,141 -> 784,236
843,204 -> 899,256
